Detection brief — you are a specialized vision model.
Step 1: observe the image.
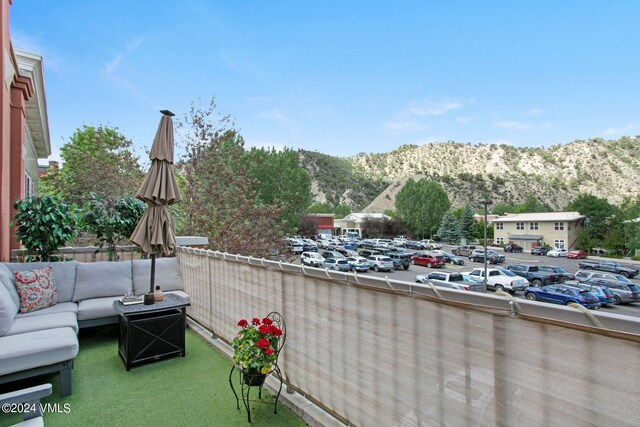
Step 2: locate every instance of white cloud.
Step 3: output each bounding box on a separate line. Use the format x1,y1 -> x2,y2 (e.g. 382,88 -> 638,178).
456,117 -> 473,124
257,109 -> 291,125
385,98 -> 469,133
526,108 -> 544,117
493,121 -> 532,131
602,124 -> 635,136
103,37 -> 145,75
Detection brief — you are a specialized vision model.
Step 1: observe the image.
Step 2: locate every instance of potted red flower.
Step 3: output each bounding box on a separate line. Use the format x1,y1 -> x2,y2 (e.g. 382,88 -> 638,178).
232,316 -> 283,386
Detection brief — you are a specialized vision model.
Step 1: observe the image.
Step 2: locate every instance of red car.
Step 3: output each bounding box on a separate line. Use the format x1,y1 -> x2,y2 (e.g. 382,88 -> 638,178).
567,250 -> 588,259
410,253 -> 446,268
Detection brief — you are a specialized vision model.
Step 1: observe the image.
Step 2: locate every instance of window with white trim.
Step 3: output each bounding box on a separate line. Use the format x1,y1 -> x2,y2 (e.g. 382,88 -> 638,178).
516,222 -> 524,230
530,222 -> 539,230
554,240 -> 565,249
495,237 -> 504,244
495,222 -> 503,230
555,222 -> 564,230
24,174 -> 35,197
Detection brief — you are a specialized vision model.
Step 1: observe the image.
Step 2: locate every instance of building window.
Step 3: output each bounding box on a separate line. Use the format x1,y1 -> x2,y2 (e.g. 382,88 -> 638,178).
516,222 -> 524,230
495,237 -> 504,244
530,222 -> 539,230
554,240 -> 565,249
555,222 -> 564,230
24,174 -> 34,197
495,222 -> 503,230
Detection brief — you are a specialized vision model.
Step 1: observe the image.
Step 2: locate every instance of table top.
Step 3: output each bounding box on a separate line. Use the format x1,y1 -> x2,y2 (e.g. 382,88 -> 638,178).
112,293 -> 190,315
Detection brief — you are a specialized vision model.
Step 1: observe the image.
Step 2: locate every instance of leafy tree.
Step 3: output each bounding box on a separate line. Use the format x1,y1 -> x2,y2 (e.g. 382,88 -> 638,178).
178,98 -> 286,257
395,179 -> 450,239
245,147 -> 312,233
512,195 -> 552,213
57,126 -> 143,206
307,202 -> 333,213
458,204 -> 477,241
491,203 -> 513,216
334,203 -> 351,219
437,212 -> 460,243
566,193 -> 617,245
383,209 -> 397,218
475,220 -> 494,241
82,194 -> 145,261
12,196 -> 78,261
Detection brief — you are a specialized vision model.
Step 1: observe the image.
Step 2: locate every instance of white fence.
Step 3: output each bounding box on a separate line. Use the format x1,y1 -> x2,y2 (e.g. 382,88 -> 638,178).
177,247 -> 640,427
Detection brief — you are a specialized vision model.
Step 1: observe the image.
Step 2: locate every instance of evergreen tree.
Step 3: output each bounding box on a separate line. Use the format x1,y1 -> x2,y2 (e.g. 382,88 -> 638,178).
459,204 -> 476,241
437,212 -> 460,243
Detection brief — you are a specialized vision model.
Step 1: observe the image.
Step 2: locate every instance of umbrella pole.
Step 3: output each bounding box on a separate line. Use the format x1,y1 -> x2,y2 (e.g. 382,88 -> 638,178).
144,254 -> 157,305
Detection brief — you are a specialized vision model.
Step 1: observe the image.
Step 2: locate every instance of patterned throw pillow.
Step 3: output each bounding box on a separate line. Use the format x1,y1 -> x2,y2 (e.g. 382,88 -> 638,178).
13,267 -> 58,314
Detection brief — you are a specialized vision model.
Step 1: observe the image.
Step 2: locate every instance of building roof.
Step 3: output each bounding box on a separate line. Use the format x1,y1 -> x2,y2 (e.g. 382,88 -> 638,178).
490,211 -> 585,223
340,212 -> 391,223
15,50 -> 50,158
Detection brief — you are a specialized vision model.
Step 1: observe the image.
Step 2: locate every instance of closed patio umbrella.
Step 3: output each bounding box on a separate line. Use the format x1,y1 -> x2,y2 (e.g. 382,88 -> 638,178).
130,110 -> 182,302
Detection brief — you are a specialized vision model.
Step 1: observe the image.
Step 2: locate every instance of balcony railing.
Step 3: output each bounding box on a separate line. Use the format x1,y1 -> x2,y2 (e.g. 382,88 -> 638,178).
177,246 -> 640,426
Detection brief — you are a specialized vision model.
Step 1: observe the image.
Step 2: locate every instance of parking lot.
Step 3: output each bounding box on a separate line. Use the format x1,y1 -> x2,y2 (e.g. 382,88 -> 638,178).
302,244 -> 640,318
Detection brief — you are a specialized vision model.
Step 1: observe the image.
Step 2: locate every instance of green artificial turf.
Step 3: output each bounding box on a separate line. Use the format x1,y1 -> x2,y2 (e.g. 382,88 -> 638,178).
0,326 -> 306,427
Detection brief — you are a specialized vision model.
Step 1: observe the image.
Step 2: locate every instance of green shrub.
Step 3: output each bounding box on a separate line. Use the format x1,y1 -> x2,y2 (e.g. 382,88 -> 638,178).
12,196 -> 78,261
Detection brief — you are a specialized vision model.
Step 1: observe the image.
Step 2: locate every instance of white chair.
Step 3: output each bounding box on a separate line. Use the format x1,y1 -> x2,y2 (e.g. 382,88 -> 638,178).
0,383 -> 52,426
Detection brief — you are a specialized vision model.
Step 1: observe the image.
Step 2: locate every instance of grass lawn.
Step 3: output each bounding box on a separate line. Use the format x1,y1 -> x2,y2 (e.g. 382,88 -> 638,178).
1,325 -> 306,427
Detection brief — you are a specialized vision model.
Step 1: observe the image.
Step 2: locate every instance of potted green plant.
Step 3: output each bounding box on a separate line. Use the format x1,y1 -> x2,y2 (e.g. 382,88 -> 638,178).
232,317 -> 283,386
12,196 -> 78,262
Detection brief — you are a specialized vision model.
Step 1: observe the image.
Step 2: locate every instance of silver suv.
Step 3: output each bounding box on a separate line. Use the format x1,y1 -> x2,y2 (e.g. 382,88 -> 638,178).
367,255 -> 394,272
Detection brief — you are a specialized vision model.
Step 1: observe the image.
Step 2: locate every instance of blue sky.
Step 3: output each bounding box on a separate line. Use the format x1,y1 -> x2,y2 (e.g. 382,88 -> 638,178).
11,1 -> 640,164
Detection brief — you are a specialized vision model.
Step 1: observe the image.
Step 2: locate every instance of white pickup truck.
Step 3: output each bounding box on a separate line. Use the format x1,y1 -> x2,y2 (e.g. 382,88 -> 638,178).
465,267 -> 529,293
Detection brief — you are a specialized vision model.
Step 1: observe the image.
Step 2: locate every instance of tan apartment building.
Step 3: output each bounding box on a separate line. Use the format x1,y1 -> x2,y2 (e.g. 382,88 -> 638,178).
490,211 -> 585,250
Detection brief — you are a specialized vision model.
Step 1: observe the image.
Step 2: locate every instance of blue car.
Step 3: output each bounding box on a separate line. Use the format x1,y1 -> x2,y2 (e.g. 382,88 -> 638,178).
524,284 -> 601,309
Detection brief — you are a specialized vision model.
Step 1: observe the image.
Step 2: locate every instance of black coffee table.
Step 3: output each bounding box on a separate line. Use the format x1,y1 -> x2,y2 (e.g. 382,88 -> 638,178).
113,293 -> 190,370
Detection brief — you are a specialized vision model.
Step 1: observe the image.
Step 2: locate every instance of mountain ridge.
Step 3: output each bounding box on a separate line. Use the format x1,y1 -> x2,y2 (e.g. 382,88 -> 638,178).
299,137 -> 640,213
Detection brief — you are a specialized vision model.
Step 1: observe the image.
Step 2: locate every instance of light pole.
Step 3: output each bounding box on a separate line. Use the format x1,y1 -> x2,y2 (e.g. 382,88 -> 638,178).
482,200 -> 492,293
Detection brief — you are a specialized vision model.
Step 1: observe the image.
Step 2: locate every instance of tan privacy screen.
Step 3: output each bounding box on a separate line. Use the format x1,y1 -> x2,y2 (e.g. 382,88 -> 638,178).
178,249 -> 640,427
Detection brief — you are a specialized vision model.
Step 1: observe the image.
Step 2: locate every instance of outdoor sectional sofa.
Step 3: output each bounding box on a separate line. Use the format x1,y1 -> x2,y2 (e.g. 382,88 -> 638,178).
0,257 -> 188,396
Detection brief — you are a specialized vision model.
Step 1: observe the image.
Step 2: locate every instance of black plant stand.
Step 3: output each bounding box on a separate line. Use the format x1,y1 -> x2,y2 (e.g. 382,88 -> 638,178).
228,312 -> 286,423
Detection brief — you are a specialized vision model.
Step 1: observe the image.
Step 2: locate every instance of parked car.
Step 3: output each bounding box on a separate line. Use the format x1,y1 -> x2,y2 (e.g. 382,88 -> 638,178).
465,267 -> 529,293
300,251 -> 325,267
575,270 -> 638,285
537,265 -> 575,282
506,264 -> 563,287
563,281 -> 615,307
415,272 -> 485,292
585,279 -> 640,304
566,250 -> 588,259
431,250 -> 465,265
546,248 -> 568,257
285,238 -> 304,254
335,247 -> 359,258
530,246 -> 550,256
402,240 -> 425,250
469,249 -> 505,263
503,243 -> 523,253
410,253 -> 446,268
451,245 -> 476,257
345,256 -> 370,272
322,258 -> 351,272
524,284 -> 601,309
301,238 -> 318,252
577,260 -> 638,278
321,250 -> 346,260
366,255 -> 395,272
358,248 -> 382,258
